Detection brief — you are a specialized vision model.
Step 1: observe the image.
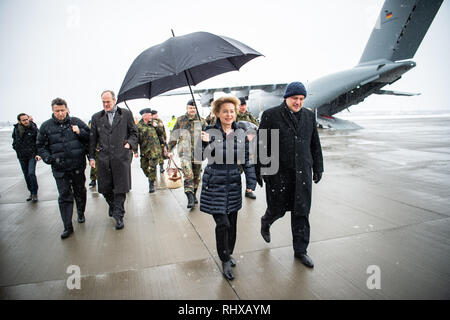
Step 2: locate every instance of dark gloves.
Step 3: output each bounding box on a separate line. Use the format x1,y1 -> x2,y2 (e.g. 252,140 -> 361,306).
313,172 -> 322,184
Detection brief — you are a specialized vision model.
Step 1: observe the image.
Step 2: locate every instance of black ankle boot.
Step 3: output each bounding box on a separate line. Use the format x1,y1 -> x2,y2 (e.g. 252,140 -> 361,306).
149,180 -> 155,193
186,192 -> 195,209
193,188 -> 198,204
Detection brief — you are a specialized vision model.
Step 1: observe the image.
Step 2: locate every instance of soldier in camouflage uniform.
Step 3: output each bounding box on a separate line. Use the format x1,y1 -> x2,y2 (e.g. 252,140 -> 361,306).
236,98 -> 259,199
205,112 -> 217,125
134,108 -> 165,193
168,99 -> 206,209
236,97 -> 259,125
151,110 -> 167,174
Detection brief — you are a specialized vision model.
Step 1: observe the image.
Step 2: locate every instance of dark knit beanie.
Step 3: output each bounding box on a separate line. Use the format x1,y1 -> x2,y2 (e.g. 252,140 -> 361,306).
151,110 -> 158,115
239,97 -> 247,105
283,82 -> 307,99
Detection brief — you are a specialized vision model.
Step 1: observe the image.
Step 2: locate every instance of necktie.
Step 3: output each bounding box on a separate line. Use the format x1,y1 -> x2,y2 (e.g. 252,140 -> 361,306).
108,112 -> 114,125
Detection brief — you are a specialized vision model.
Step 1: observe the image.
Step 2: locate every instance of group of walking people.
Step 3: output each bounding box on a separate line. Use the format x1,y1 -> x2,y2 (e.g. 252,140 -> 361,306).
12,81 -> 324,281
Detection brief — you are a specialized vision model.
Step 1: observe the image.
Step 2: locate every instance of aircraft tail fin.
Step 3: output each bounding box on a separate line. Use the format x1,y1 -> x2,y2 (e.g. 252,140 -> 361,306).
359,0 -> 443,64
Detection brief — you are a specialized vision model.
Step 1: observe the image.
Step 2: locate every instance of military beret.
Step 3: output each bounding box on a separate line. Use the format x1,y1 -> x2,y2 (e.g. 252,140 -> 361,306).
139,108 -> 151,115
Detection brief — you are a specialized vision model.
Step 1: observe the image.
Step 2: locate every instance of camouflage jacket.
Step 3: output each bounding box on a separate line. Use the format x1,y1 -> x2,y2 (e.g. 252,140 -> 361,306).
236,111 -> 259,126
205,113 -> 217,125
168,113 -> 206,157
152,118 -> 167,142
134,119 -> 164,159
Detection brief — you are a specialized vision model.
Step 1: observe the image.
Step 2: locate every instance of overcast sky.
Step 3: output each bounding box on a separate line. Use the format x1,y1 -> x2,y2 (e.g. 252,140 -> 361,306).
0,0 -> 448,123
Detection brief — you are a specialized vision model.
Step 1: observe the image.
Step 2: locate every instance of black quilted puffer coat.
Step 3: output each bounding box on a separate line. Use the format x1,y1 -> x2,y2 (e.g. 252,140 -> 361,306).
37,114 -> 90,173
200,119 -> 257,215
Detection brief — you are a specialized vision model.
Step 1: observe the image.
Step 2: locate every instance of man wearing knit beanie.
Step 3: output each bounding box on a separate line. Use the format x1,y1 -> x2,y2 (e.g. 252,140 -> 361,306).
258,81 -> 324,268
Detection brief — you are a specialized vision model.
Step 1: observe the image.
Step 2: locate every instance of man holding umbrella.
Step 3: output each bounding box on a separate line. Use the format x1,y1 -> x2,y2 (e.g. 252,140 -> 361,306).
168,99 -> 206,209
89,90 -> 138,230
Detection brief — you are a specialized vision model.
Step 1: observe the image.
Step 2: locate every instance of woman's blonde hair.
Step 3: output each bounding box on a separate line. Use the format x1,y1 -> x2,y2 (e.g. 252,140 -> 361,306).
211,96 -> 240,116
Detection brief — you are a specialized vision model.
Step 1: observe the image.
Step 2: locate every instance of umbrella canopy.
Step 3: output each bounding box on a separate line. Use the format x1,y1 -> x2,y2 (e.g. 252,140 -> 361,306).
117,31 -> 263,104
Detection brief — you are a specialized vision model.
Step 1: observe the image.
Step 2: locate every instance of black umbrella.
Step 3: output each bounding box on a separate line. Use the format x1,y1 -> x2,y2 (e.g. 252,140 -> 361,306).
117,31 -> 263,117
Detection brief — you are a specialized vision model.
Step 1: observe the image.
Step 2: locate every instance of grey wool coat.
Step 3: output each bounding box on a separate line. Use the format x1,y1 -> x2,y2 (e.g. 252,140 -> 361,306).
89,107 -> 138,195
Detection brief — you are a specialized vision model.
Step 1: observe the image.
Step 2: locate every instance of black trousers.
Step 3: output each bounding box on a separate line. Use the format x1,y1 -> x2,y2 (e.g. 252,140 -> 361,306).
54,169 -> 87,231
212,211 -> 238,262
103,192 -> 126,219
19,157 -> 38,195
262,208 -> 310,254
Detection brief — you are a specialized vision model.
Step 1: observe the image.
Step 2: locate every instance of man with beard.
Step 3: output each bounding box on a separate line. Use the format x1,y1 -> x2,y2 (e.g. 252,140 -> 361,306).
12,113 -> 41,202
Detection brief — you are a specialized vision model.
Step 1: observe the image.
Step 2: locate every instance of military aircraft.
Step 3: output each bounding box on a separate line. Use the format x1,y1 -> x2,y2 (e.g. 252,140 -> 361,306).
164,0 -> 443,129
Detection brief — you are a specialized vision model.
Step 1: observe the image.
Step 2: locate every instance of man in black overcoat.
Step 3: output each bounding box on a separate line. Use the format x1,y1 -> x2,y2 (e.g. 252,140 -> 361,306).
89,90 -> 138,230
258,81 -> 324,268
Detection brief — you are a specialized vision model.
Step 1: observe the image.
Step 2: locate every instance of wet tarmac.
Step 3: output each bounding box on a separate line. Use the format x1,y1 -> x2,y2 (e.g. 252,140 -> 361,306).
0,116 -> 449,300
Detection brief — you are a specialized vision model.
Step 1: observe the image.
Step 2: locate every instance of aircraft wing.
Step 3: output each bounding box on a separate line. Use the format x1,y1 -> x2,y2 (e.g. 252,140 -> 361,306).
375,89 -> 420,96
161,83 -> 288,108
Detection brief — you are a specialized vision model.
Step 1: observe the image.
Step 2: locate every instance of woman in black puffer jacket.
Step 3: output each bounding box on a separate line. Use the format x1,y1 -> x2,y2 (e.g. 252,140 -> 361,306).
200,96 -> 256,280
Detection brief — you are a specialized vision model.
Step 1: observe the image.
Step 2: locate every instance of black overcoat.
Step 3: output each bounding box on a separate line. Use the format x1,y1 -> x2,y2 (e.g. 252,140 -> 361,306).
258,102 -> 323,216
200,120 -> 257,215
89,107 -> 138,194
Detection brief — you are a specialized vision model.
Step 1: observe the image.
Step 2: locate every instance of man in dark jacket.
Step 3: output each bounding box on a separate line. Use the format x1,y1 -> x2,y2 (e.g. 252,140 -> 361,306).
37,98 -> 90,239
258,82 -> 324,268
12,113 -> 41,202
89,90 -> 138,230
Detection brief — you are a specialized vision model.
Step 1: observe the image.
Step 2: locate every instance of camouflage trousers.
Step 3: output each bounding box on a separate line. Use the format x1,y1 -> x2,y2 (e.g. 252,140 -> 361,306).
180,158 -> 202,193
141,156 -> 159,181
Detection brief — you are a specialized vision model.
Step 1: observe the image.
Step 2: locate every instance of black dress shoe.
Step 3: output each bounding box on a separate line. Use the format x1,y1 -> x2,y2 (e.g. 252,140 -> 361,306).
260,217 -> 271,243
115,217 -> 124,230
89,180 -> 96,187
295,253 -> 314,268
26,194 -> 32,201
61,228 -> 74,239
245,191 -> 256,199
222,261 -> 234,280
230,256 -> 236,267
31,194 -> 38,203
77,213 -> 85,223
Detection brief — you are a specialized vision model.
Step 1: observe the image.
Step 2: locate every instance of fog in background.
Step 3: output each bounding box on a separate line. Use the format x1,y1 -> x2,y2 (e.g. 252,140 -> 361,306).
0,0 -> 449,126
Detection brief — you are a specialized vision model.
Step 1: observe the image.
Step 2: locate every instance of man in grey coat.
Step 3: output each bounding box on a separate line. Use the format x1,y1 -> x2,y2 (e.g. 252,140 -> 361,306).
258,82 -> 323,268
89,90 -> 138,230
